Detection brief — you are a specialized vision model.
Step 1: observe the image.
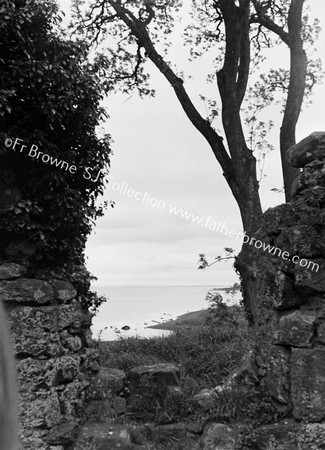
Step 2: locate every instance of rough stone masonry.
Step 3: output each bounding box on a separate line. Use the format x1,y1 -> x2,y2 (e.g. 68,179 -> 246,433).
231,131 -> 325,448
0,262 -> 94,449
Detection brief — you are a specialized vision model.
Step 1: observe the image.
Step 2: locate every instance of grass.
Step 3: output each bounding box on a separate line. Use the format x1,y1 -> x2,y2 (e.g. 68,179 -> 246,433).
95,303 -> 279,448
98,305 -> 254,394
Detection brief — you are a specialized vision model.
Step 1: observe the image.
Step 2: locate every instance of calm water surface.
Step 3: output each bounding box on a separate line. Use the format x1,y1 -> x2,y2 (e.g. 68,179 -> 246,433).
91,285 -> 240,341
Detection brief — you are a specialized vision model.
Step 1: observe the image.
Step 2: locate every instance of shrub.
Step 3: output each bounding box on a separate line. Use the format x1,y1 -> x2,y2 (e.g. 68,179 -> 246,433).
0,0 -> 111,270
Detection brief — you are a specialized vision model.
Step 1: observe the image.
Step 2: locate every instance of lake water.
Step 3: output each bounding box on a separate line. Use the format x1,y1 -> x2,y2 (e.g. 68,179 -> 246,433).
91,285 -> 240,341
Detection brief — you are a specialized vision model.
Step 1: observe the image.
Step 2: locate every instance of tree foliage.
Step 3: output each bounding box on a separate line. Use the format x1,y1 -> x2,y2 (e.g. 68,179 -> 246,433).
198,248 -> 236,269
0,0 -> 111,270
73,0 -> 322,231
71,0 -> 323,319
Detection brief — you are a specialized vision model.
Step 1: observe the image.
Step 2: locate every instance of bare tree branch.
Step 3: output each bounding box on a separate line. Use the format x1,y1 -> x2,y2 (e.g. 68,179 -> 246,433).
251,0 -> 290,45
108,0 -> 234,182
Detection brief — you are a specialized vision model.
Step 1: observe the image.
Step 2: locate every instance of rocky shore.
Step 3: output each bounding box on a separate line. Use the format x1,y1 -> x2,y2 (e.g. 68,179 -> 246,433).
146,309 -> 211,331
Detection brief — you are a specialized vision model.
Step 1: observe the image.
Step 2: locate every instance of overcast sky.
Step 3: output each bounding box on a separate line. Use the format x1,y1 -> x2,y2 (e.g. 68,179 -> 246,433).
59,1 -> 325,287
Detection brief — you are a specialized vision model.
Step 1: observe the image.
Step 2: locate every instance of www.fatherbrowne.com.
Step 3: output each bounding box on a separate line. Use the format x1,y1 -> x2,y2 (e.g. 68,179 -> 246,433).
109,176 -> 319,273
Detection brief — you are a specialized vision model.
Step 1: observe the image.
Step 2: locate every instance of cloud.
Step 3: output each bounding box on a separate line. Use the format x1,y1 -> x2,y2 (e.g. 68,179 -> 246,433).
81,3 -> 325,288
88,238 -> 238,288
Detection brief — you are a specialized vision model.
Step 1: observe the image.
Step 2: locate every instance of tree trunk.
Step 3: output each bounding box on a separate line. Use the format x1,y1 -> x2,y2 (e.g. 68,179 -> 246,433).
252,0 -> 307,201
280,130 -> 300,201
216,0 -> 262,321
217,0 -> 263,233
107,0 -> 280,321
109,0 -> 263,234
280,0 -> 307,201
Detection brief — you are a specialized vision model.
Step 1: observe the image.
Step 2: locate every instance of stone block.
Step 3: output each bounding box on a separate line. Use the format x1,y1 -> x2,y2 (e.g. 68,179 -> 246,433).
128,363 -> 180,396
72,423 -> 132,450
112,396 -> 127,415
164,385 -> 185,410
52,280 -> 77,302
286,225 -> 325,260
0,262 -> 27,279
291,348 -> 325,421
0,279 -> 54,304
127,363 -> 181,418
186,421 -> 205,435
262,345 -> 291,406
287,131 -> 325,167
272,271 -> 304,310
191,388 -> 219,410
275,310 -> 315,347
57,303 -> 83,330
200,423 -> 239,450
9,304 -> 83,355
83,400 -> 115,422
17,356 -> 80,389
131,425 -> 152,445
53,356 -> 80,385
43,422 -> 79,446
8,303 -> 83,343
19,390 -> 61,429
294,260 -> 325,293
291,172 -> 306,198
82,347 -> 101,373
60,330 -> 82,352
300,295 -> 325,319
291,160 -> 325,198
84,396 -> 126,422
58,379 -> 89,422
317,322 -> 325,343
294,185 -> 325,211
19,428 -> 54,450
9,306 -> 62,357
254,421 -> 299,450
150,422 -> 188,444
85,367 -> 126,401
297,423 -> 325,449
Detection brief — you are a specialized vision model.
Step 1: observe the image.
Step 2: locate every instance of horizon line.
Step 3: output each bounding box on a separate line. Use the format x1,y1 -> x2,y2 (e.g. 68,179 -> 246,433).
91,284 -> 234,289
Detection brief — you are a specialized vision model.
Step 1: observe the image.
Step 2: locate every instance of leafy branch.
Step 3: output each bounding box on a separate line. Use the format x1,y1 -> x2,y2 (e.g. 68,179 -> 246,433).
198,247 -> 236,269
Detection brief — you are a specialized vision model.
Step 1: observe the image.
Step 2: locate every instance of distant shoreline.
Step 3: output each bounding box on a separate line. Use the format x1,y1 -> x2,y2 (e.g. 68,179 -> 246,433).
146,286 -> 241,331
92,284 -> 232,289
146,309 -> 211,331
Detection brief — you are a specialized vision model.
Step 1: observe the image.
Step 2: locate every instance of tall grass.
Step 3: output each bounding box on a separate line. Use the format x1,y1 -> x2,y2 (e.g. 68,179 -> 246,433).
98,309 -> 254,393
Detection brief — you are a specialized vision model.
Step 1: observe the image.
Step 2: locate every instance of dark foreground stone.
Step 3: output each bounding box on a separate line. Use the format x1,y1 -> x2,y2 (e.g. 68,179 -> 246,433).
127,363 -> 181,419
72,423 -> 132,449
200,423 -> 239,450
287,131 -> 325,167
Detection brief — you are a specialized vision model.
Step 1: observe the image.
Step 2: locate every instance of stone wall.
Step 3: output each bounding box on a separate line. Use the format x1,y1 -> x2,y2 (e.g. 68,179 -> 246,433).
232,131 -> 325,448
0,262 -> 98,449
0,141 -> 111,449
0,177 -> 131,449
